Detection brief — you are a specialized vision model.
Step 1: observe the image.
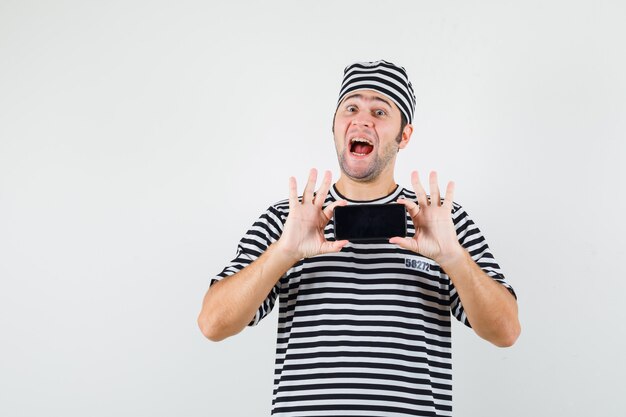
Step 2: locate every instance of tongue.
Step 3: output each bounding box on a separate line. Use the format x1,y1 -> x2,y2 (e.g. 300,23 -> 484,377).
353,143 -> 373,154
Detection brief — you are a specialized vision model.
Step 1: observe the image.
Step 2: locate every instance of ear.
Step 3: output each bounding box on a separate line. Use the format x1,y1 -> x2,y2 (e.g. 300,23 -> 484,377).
398,124 -> 413,150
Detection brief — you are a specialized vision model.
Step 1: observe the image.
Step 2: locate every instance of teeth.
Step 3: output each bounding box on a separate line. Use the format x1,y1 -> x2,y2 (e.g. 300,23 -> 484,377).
350,137 -> 373,145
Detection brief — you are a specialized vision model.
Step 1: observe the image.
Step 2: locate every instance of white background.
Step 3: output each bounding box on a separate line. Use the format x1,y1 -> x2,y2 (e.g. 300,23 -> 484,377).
1,1 -> 625,416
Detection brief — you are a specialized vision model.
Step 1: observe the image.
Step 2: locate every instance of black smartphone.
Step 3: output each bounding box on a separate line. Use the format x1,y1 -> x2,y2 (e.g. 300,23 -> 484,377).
333,204 -> 407,242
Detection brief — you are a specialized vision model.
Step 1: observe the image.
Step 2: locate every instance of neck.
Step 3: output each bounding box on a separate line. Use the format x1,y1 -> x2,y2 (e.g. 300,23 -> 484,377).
335,173 -> 398,201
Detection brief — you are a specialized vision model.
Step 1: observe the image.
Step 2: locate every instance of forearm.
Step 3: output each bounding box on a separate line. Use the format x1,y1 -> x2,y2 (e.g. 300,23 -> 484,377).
197,242 -> 298,342
439,247 -> 521,347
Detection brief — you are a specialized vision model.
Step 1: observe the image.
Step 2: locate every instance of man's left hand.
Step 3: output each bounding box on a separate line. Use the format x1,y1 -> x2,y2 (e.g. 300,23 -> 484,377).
390,170 -> 464,265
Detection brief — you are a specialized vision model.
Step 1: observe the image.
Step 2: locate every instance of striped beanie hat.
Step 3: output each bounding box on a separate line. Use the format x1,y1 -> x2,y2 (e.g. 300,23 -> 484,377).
337,60 -> 416,124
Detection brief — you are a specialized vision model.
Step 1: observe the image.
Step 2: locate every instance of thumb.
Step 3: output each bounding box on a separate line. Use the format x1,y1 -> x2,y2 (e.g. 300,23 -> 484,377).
319,239 -> 349,255
323,200 -> 348,221
389,236 -> 418,253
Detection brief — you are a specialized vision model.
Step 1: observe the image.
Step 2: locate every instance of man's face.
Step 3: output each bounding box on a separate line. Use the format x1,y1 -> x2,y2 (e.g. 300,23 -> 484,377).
333,90 -> 411,182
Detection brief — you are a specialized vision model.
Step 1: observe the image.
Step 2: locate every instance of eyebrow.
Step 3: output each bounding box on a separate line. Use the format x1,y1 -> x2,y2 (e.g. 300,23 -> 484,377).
343,93 -> 393,109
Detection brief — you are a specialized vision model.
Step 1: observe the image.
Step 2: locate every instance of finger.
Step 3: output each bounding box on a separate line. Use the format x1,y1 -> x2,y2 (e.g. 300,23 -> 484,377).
314,170 -> 332,208
323,199 -> 347,222
396,199 -> 420,219
411,171 -> 429,208
319,239 -> 349,255
288,176 -> 298,210
442,181 -> 455,211
389,236 -> 418,253
302,168 -> 317,204
429,171 -> 441,206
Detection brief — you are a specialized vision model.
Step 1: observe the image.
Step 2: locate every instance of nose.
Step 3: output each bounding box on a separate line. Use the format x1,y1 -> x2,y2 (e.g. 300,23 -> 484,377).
351,114 -> 374,128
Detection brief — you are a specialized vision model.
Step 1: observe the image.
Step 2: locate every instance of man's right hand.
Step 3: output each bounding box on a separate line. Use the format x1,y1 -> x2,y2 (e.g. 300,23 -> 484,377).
275,168 -> 348,261
198,168 -> 347,341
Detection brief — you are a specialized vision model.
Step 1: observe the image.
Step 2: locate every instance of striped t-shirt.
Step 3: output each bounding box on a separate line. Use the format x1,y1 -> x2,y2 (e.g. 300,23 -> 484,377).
211,185 -> 515,416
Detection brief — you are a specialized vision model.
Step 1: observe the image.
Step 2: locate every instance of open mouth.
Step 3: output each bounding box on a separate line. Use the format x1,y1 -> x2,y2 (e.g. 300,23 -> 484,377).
349,137 -> 374,156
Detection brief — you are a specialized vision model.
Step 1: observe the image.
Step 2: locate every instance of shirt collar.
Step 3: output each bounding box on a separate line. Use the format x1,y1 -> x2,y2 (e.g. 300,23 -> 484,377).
329,183 -> 402,205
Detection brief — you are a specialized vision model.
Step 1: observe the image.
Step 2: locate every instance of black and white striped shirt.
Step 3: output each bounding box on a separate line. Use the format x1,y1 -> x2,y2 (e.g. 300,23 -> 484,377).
211,185 -> 515,416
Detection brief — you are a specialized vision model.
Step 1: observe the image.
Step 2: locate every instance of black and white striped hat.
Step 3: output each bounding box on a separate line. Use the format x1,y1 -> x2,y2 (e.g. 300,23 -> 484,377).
337,60 -> 416,124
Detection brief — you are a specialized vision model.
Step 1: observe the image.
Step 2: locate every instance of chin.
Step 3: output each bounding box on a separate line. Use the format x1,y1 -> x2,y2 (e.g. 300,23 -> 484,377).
338,152 -> 383,182
342,165 -> 379,182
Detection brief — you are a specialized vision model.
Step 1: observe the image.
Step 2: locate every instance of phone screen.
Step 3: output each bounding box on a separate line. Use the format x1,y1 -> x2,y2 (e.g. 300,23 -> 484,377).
333,204 -> 407,242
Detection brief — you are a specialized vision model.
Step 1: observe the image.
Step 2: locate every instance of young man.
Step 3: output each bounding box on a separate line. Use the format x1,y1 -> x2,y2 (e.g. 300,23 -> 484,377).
198,60 -> 520,416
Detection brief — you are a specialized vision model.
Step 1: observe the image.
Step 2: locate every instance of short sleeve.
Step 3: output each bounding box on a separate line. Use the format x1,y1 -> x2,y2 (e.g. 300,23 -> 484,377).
448,204 -> 517,327
210,203 -> 288,326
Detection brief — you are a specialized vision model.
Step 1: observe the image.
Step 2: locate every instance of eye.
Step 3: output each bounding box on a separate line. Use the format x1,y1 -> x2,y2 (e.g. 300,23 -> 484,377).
374,109 -> 387,117
346,105 -> 357,112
